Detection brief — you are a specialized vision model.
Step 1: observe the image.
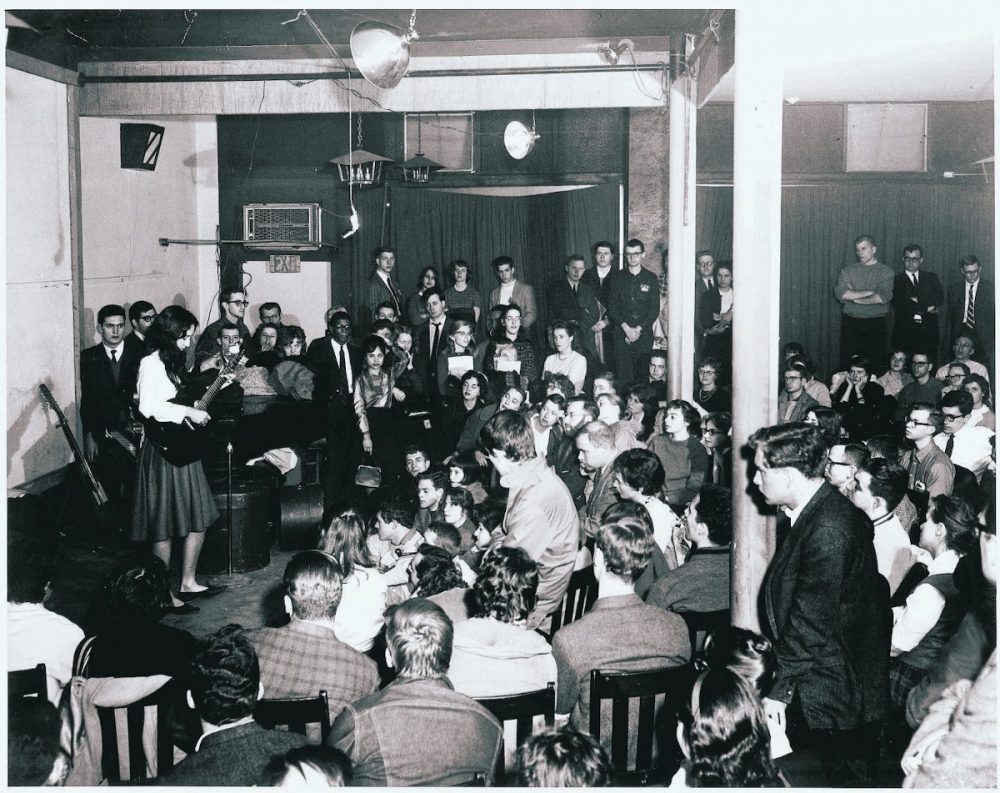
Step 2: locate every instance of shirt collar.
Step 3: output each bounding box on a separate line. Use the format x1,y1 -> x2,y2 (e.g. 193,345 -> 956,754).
103,342 -> 124,355
194,717 -> 255,752
782,479 -> 824,526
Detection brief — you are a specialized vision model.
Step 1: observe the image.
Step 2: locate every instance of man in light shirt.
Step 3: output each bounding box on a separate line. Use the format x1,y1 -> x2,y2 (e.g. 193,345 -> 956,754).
934,390 -> 994,481
850,458 -> 915,597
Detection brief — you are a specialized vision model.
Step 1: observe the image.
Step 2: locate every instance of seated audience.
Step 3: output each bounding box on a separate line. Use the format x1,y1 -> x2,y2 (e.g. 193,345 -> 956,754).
8,531 -> 84,706
890,494 -> 979,707
576,420 -> 623,540
623,383 -> 659,443
543,320 -> 587,394
435,372 -> 489,465
370,495 -> 424,604
647,483 -> 732,614
436,318 -> 485,399
596,392 -> 639,451
591,370 -> 618,397
777,361 -> 820,424
453,385 -> 526,460
260,745 -> 352,786
849,458 -> 915,597
805,405 -> 845,447
648,400 -> 709,507
553,516 -> 690,731
529,392 -> 567,464
935,389 -> 994,481
481,409 -> 579,631
448,546 -> 557,697
544,372 -> 577,403
247,551 -> 378,726
693,356 -> 731,414
447,453 -> 488,505
702,411 -> 733,487
900,502 -> 996,788
935,332 -> 989,382
901,403 -> 956,497
824,441 -> 870,497
408,544 -> 469,624
329,599 -> 503,786
319,506 -> 388,654
964,373 -> 995,430
610,447 -> 686,568
895,351 -> 945,422
831,354 -> 885,439
160,625 -> 307,786
788,353 -> 832,408
484,303 -> 537,395
877,349 -> 914,398
515,727 -> 613,787
676,667 -> 784,788
8,697 -> 62,786
940,361 -> 970,396
423,521 -> 476,585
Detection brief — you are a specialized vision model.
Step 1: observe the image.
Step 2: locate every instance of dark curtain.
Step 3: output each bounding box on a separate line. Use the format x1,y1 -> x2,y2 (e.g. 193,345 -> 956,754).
696,182 -> 994,380
346,181 -> 620,342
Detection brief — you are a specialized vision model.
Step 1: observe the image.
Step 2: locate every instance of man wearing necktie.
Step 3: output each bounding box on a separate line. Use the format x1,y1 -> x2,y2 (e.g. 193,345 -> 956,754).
416,287 -> 454,406
891,244 -> 944,363
364,246 -> 403,334
79,303 -> 140,502
695,250 -> 716,297
306,310 -> 363,511
949,254 -> 994,372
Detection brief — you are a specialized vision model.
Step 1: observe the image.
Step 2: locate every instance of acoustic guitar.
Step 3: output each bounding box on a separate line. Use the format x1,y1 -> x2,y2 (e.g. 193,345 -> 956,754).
143,345 -> 247,466
38,383 -> 114,522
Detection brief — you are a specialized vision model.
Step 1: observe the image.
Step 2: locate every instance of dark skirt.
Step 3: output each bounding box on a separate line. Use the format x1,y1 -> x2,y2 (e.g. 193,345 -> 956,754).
130,439 -> 220,543
367,406 -> 403,484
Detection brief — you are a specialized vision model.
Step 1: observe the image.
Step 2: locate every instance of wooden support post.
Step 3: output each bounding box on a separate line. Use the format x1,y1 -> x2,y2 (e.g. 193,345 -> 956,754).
730,5 -> 784,631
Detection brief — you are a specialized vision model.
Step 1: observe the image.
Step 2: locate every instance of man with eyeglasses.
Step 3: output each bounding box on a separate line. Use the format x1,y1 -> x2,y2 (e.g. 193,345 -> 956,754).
934,333 -> 989,384
824,443 -> 870,498
608,238 -> 660,385
948,254 -> 993,366
891,244 -> 943,362
124,300 -> 156,358
895,350 -> 946,422
195,287 -> 253,365
933,390 -> 994,481
900,403 -> 955,498
834,234 -> 894,372
778,362 -> 819,424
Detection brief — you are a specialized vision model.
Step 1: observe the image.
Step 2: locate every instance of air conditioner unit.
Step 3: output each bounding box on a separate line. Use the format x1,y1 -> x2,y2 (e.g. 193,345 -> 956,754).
243,203 -> 322,251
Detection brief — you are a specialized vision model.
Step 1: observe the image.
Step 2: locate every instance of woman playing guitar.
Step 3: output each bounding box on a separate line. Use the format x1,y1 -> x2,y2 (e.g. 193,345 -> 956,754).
131,305 -> 226,613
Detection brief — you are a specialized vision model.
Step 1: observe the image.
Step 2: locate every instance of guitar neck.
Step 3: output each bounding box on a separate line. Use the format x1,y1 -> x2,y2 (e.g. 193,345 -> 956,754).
194,352 -> 245,411
38,385 -> 110,506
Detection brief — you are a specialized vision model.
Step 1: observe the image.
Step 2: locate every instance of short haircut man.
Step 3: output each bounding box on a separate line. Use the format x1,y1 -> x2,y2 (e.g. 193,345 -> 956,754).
330,599 -> 502,786
247,552 -> 378,728
163,625 -> 307,786
515,727 -> 612,787
901,402 -> 955,497
553,514 -> 690,733
480,410 -> 579,630
834,234 -> 894,372
935,388 -> 994,480
259,301 -> 282,325
749,422 -> 890,786
576,420 -> 622,538
851,458 -> 912,596
127,300 -> 155,327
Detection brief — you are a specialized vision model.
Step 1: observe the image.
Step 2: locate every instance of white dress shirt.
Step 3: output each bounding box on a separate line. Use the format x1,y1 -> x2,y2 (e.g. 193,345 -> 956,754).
934,424 -> 995,480
330,339 -> 354,392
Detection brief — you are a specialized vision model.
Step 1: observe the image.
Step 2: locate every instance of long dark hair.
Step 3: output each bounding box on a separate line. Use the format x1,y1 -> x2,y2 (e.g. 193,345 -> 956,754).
145,305 -> 198,382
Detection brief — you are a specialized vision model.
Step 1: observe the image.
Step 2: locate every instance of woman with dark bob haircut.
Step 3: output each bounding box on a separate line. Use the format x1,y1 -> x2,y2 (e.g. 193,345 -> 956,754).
676,667 -> 783,787
353,334 -> 407,483
446,547 -> 556,698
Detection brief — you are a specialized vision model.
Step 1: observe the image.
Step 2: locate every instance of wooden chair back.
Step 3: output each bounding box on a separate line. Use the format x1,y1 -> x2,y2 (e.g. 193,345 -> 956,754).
549,566 -> 598,636
95,678 -> 179,785
255,690 -> 331,743
9,663 -> 47,701
476,683 -> 555,783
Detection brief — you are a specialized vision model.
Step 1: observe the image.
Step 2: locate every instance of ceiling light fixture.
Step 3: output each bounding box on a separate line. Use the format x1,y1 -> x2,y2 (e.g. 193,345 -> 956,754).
330,115 -> 394,187
504,111 -> 540,161
350,9 -> 420,90
598,38 -> 635,66
401,116 -> 443,183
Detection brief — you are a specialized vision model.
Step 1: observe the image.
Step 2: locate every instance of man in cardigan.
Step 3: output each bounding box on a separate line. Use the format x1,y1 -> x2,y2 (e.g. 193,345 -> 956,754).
486,256 -> 538,336
751,422 -> 889,787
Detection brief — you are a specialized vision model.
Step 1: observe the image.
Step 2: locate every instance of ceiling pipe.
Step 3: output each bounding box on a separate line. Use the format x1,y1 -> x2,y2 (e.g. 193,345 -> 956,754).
79,62 -> 668,85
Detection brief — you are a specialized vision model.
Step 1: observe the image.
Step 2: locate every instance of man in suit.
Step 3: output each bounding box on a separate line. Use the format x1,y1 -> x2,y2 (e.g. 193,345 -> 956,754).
608,239 -> 660,386
553,517 -> 690,733
777,361 -> 819,424
247,551 -> 379,728
892,244 -> 944,363
545,254 -> 602,360
695,249 -> 716,298
306,310 -> 362,512
580,241 -> 615,367
123,300 -> 156,359
575,420 -> 622,540
80,304 -> 140,500
364,246 -> 403,332
195,288 -> 254,365
413,287 -> 454,405
486,255 -> 537,337
160,626 -> 307,786
750,422 -> 890,786
330,599 -> 502,786
949,254 -> 994,368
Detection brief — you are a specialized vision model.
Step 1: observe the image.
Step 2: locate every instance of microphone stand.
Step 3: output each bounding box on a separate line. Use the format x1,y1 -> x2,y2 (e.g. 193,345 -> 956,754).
226,441 -> 233,576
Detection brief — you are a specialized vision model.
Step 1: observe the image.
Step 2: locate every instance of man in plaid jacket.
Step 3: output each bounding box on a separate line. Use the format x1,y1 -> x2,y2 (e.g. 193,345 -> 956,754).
247,551 -> 379,726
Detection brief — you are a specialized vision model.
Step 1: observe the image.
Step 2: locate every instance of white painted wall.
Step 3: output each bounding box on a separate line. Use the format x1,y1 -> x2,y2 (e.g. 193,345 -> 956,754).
79,115 -> 217,343
5,68 -> 77,488
241,259 -> 331,345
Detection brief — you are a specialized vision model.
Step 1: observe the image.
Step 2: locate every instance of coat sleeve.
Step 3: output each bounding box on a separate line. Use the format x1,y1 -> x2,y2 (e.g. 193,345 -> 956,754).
521,284 -> 538,329
768,519 -> 856,704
